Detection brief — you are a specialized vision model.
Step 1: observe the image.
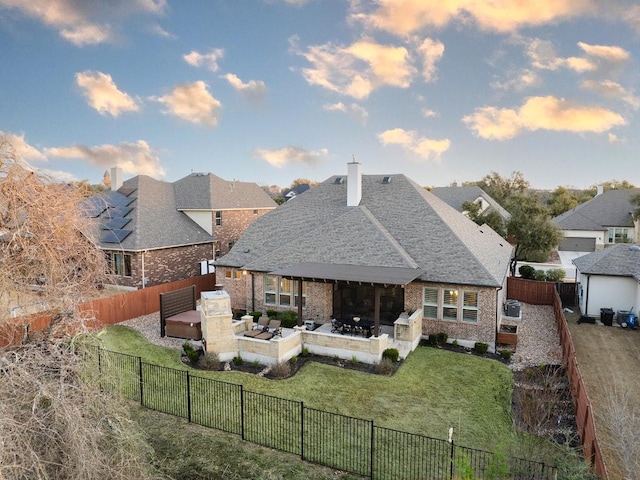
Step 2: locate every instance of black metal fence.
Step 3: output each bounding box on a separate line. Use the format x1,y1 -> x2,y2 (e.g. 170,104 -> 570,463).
88,347 -> 557,480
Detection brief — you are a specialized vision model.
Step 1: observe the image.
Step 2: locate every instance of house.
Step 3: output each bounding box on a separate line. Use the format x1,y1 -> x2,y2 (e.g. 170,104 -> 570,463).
215,162 -> 513,349
87,168 -> 277,289
431,184 -> 511,224
572,244 -> 640,320
554,188 -> 640,252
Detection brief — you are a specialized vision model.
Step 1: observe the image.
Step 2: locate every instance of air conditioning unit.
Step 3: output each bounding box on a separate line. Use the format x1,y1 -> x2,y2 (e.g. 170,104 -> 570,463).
505,300 -> 521,318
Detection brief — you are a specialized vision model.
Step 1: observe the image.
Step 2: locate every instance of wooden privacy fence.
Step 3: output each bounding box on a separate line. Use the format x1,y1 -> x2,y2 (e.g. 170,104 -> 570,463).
0,273 -> 216,348
508,277 -> 607,478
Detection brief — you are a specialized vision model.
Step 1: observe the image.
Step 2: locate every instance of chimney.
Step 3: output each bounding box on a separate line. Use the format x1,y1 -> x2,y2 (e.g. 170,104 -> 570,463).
111,166 -> 123,191
347,161 -> 362,206
596,185 -> 604,196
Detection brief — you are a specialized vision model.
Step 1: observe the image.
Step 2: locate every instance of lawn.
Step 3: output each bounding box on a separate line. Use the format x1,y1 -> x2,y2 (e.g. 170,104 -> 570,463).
96,325 -> 514,453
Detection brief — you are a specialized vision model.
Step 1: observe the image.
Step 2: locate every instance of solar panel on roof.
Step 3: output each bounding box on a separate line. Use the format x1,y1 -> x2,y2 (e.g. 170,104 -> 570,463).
100,229 -> 132,243
103,217 -> 131,229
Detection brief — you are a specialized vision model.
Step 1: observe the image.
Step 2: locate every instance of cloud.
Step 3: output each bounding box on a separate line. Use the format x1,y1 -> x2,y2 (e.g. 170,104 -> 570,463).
415,38 -> 444,82
149,24 -> 176,39
422,108 -> 438,118
0,0 -> 166,46
581,80 -> 640,109
183,48 -> 225,72
294,36 -> 414,99
221,73 -> 267,104
525,38 -> 596,72
492,68 -> 541,92
0,131 -> 46,161
75,71 -> 140,117
350,0 -> 595,35
254,146 -> 328,168
378,128 -> 450,160
608,133 -> 620,143
463,95 -> 626,140
577,42 -> 630,63
46,140 -> 165,177
153,81 -> 222,126
322,102 -> 369,124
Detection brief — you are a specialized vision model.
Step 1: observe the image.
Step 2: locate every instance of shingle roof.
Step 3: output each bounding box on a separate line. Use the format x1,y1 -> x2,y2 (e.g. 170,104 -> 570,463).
573,244 -> 640,280
217,173 -> 513,288
173,173 -> 276,210
94,175 -> 214,251
554,189 -> 639,230
431,185 -> 511,221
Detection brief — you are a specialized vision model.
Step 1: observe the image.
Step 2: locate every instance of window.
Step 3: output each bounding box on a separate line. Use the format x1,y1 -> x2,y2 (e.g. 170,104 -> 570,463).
106,251 -> 131,277
264,275 -> 305,308
423,286 -> 480,323
462,291 -> 479,323
215,211 -> 222,226
234,269 -> 242,279
228,241 -> 235,251
608,227 -> 629,244
423,287 -> 438,319
253,209 -> 258,215
225,270 -> 232,279
443,289 -> 458,320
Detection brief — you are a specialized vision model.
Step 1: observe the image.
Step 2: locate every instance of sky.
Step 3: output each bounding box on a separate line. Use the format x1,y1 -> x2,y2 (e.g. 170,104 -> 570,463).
0,0 -> 639,190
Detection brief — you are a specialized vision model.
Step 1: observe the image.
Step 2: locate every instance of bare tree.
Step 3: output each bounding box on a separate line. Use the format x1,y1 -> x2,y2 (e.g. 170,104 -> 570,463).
0,139 -> 160,479
596,381 -> 640,480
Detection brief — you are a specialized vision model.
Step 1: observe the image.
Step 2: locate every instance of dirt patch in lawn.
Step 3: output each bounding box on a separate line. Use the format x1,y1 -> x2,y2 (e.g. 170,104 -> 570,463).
566,311 -> 640,480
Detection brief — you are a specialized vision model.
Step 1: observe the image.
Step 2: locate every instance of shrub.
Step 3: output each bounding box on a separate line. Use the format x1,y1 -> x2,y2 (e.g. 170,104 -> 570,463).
249,311 -> 262,321
232,355 -> 243,366
382,348 -> 399,363
500,349 -> 512,361
277,310 -> 298,328
271,361 -> 291,379
290,355 -> 298,365
452,339 -> 458,346
376,357 -> 396,375
252,359 -> 260,369
437,332 -> 448,345
301,346 -> 310,357
474,342 -> 489,355
351,355 -> 358,365
533,269 -> 547,281
232,309 -> 246,320
266,309 -> 278,319
182,342 -> 200,363
545,268 -> 566,282
198,352 -> 220,370
518,264 -> 535,279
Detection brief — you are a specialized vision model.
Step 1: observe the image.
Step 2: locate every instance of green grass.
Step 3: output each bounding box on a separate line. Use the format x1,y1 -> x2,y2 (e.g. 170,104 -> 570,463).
96,325 -> 513,451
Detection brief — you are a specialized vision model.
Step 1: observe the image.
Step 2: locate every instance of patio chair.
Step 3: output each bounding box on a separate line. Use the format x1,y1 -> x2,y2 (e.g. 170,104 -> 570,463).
254,331 -> 273,341
244,317 -> 269,337
267,319 -> 282,336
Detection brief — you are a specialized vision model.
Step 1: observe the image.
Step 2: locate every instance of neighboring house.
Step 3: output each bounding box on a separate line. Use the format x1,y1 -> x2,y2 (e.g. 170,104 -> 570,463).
284,183 -> 310,200
553,188 -> 640,252
573,244 -> 640,319
431,184 -> 511,224
87,168 -> 277,289
215,162 -> 513,348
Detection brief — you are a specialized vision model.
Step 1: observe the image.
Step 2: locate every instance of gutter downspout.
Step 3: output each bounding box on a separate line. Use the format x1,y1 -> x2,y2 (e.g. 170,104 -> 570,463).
584,275 -> 590,316
141,251 -> 146,289
495,285 -> 503,353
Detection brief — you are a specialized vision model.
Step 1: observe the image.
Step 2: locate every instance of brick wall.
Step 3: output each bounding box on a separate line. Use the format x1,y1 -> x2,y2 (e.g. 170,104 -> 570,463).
405,282 -> 499,344
213,208 -> 273,257
106,243 -> 215,289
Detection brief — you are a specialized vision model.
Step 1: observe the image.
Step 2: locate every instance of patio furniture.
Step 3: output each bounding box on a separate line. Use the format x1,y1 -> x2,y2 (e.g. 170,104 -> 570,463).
254,331 -> 273,341
267,319 -> 282,336
244,317 -> 269,338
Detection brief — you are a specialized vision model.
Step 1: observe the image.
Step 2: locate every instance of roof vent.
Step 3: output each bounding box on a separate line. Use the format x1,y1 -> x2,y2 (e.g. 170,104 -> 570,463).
334,177 -> 344,184
382,176 -> 391,184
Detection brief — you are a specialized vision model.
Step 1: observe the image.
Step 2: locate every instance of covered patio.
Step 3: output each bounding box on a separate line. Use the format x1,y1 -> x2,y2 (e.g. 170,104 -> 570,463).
270,262 -> 424,337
